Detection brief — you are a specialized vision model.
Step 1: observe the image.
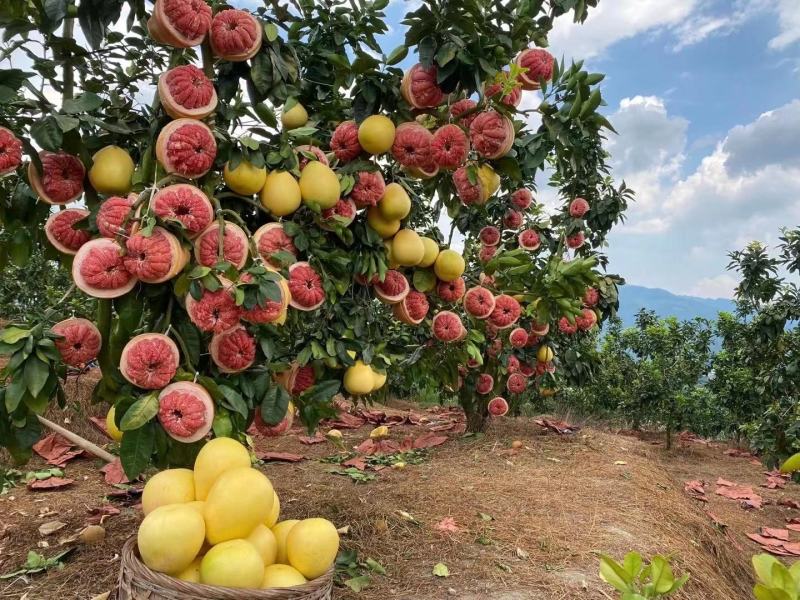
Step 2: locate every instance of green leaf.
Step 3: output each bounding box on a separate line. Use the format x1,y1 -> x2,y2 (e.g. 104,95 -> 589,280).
63,92 -> 102,114
435,42 -> 457,66
53,114 -> 80,132
770,562 -> 795,594
0,327 -> 30,344
418,36 -> 435,67
432,563 -> 449,577
386,45 -> 408,66
754,585 -> 793,600
669,573 -> 690,593
264,22 -> 279,42
365,558 -> 386,574
261,385 -> 290,425
120,421 -> 155,479
5,377 -> 27,413
219,385 -> 248,419
77,0 -> 124,49
8,228 -> 31,268
622,551 -> 643,578
300,380 -> 340,405
648,556 -> 674,594
119,394 -> 159,431
31,117 -> 63,152
599,555 -> 632,592
42,0 -> 68,29
212,409 -> 233,438
753,554 -> 780,584
23,357 -> 49,399
344,575 -> 371,592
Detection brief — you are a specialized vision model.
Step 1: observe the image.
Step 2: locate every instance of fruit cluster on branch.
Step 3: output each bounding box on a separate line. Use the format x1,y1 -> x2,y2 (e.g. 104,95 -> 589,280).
0,0 -> 628,470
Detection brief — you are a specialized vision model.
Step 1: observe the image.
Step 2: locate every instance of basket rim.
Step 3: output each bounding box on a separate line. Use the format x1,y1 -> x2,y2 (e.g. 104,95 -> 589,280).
120,536 -> 334,595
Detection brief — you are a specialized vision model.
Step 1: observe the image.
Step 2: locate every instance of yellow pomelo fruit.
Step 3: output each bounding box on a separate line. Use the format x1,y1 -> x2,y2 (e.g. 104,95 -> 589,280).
89,146 -> 134,195
105,406 -> 122,442
204,467 -> 275,545
260,171 -> 302,217
418,237 -> 440,268
370,425 -> 389,440
176,557 -> 202,583
193,437 -> 251,501
358,115 -> 396,155
248,524 -> 278,565
185,500 -> 205,514
224,160 -> 267,196
286,518 -> 340,579
366,206 -> 400,239
262,564 -> 307,588
344,361 -> 376,395
137,504 -> 205,575
378,183 -> 411,220
434,249 -> 465,282
372,369 -> 387,391
537,345 -> 554,363
392,229 -> 425,267
200,539 -> 264,589
142,468 -> 195,515
781,452 -> 800,474
478,164 -> 500,198
265,491 -> 280,528
272,520 -> 300,564
299,161 -> 340,210
281,103 -> 308,130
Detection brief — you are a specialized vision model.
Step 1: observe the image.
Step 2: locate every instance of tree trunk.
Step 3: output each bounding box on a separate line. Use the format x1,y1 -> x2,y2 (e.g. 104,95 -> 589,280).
460,389 -> 489,433
666,414 -> 673,450
466,408 -> 488,433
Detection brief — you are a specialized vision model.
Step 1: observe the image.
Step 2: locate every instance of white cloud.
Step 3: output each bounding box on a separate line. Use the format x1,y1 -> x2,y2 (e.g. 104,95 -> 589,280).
671,0 -> 768,51
548,0 -> 697,58
604,96 -> 687,221
769,0 -> 800,50
686,274 -> 738,299
548,0 -> 799,59
606,96 -> 800,299
722,100 -> 800,174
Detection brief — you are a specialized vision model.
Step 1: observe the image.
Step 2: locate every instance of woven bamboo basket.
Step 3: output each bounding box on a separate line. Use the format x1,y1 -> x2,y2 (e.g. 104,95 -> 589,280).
116,537 -> 334,600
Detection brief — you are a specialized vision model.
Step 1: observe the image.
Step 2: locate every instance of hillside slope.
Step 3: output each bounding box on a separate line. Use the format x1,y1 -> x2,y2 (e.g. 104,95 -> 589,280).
618,285 -> 735,325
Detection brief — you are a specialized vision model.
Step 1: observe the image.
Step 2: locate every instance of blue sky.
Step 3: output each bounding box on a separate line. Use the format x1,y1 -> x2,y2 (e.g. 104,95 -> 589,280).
378,0 -> 800,298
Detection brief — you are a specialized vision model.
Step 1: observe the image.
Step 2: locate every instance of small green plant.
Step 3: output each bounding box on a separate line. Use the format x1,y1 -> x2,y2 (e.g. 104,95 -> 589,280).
752,553 -> 800,599
599,552 -> 689,599
0,549 -> 73,579
329,467 -> 376,484
0,468 -> 22,495
334,549 -> 386,592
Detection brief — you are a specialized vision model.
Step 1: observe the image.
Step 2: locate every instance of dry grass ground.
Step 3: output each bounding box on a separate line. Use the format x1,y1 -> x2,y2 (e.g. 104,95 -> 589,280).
0,374 -> 792,599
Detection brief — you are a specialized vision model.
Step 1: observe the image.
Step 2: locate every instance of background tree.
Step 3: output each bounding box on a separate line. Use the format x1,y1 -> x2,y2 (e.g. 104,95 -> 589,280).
727,230 -> 800,466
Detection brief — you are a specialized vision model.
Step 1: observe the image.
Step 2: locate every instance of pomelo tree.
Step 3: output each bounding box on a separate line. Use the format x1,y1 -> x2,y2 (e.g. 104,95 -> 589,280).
0,0 -> 628,476
725,230 -> 800,466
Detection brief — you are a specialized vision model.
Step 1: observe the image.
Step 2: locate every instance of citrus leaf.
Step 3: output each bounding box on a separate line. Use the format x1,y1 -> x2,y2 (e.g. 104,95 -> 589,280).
119,421 -> 154,480
120,394 -> 159,431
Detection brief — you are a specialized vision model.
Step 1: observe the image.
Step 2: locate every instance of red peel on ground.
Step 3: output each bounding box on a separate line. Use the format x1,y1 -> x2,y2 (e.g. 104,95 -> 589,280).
32,433 -> 85,467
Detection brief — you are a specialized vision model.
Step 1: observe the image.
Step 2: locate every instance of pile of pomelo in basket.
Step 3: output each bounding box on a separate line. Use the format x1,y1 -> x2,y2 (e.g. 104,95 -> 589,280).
137,437 -> 338,590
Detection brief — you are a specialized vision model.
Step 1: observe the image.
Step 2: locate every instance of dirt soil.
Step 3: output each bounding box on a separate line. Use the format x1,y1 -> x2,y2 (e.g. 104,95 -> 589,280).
0,377 -> 794,599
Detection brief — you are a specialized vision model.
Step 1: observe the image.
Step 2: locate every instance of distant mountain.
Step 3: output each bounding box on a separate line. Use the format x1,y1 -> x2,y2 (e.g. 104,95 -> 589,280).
616,285 -> 735,326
